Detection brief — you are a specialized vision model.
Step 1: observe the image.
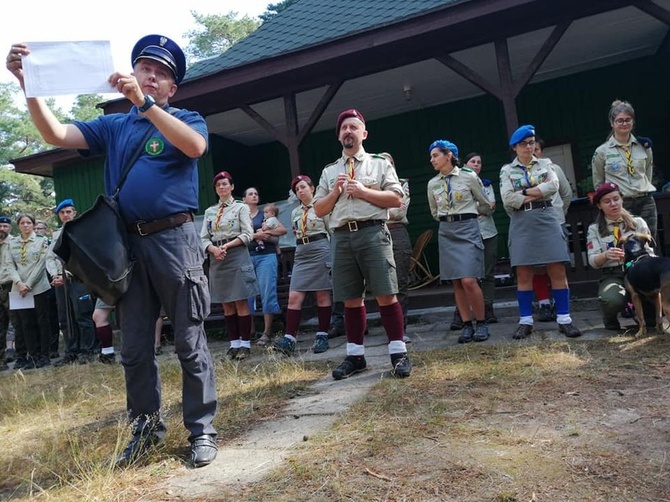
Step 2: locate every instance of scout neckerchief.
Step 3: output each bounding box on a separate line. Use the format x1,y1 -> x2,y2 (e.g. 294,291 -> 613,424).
347,157 -> 355,180
442,173 -> 454,210
620,145 -> 635,176
213,197 -> 233,230
300,204 -> 309,237
611,218 -> 623,246
523,159 -> 535,187
20,236 -> 30,265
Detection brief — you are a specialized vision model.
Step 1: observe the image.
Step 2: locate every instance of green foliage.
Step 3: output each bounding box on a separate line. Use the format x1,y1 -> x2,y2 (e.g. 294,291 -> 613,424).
184,11 -> 261,61
0,165 -> 55,227
259,0 -> 299,22
69,94 -> 104,122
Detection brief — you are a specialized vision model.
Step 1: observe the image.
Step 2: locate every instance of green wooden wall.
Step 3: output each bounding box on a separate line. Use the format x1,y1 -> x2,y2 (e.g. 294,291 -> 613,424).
55,51 -> 669,270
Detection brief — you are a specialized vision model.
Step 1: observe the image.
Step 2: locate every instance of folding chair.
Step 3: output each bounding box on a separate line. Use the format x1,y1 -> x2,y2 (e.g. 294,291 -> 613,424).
408,229 -> 439,290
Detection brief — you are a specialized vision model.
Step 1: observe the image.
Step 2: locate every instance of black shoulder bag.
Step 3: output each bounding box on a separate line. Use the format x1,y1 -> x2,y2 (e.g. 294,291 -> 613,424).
54,126 -> 157,306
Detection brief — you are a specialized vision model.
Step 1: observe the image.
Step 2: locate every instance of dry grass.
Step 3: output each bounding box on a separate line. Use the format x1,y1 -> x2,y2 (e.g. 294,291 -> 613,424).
0,354 -> 328,501
1,335 -> 669,501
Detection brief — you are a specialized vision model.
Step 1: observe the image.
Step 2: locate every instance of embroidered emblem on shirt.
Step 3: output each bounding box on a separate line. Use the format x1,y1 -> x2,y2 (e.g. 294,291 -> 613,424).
145,138 -> 165,156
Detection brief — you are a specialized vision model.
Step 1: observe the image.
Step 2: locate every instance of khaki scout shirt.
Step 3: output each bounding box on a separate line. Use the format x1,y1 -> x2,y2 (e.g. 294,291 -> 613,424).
591,134 -> 655,198
500,156 -> 559,214
46,228 -> 64,277
291,203 -> 329,239
3,233 -> 51,295
548,162 -> 573,225
478,182 -> 498,240
388,178 -> 410,225
200,196 -> 254,249
427,166 -> 492,221
314,147 -> 403,229
0,240 -> 14,284
586,216 -> 650,268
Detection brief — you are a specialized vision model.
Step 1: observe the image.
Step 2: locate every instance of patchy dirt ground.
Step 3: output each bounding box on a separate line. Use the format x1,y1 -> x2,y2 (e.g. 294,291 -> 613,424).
184,326 -> 670,502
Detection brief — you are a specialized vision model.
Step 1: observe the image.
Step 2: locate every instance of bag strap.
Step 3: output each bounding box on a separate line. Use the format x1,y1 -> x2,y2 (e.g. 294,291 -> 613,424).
112,107 -> 178,197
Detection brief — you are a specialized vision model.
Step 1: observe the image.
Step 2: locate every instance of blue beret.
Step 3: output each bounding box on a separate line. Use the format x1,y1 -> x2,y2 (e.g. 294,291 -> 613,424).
428,140 -> 459,159
509,125 -> 536,146
55,199 -> 75,214
132,34 -> 186,84
0,216 -> 11,224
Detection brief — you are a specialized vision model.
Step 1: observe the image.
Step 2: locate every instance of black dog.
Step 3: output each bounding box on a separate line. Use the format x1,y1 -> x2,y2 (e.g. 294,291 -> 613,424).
621,233 -> 670,337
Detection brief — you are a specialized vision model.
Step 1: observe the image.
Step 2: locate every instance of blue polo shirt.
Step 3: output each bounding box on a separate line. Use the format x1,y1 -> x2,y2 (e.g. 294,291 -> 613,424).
73,106 -> 208,225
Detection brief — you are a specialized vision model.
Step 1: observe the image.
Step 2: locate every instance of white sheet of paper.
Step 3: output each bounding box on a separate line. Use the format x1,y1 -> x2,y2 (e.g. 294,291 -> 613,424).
23,40 -> 120,98
9,291 -> 35,310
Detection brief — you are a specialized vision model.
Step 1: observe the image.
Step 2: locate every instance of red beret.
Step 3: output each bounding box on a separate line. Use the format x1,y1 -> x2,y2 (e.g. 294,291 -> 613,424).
592,182 -> 620,205
213,171 -> 233,187
291,175 -> 312,192
336,109 -> 365,135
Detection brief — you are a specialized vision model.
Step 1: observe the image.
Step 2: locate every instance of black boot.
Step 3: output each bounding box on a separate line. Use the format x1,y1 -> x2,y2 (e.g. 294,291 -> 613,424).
484,303 -> 498,324
450,307 -> 464,331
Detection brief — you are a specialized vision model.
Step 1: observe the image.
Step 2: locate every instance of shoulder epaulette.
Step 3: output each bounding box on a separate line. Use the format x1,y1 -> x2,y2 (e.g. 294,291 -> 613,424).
461,167 -> 474,173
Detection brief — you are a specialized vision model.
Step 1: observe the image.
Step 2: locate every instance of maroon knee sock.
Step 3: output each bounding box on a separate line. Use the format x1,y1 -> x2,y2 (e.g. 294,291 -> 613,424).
379,302 -> 404,342
285,308 -> 301,336
225,313 -> 239,340
533,273 -> 551,302
96,324 -> 114,349
238,314 -> 252,341
344,306 -> 366,345
317,305 -> 332,332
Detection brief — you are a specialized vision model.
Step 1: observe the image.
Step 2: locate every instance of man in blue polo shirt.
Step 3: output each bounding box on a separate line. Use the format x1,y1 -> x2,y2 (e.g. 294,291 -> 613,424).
6,35 -> 217,468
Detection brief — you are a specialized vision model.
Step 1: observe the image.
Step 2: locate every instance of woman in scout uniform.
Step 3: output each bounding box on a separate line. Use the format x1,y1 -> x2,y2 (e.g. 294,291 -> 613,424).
592,100 -> 656,241
273,175 -> 333,355
586,182 -> 650,331
3,214 -> 51,369
427,139 -> 493,343
201,171 -> 259,361
500,125 -> 581,340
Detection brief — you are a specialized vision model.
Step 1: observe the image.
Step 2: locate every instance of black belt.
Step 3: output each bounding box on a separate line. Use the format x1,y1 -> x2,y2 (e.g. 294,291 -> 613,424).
439,213 -> 478,222
623,194 -> 652,201
0,282 -> 12,292
296,233 -> 328,245
387,222 -> 406,230
601,266 -> 624,275
129,212 -> 193,236
518,201 -> 553,211
212,237 -> 237,247
333,220 -> 384,232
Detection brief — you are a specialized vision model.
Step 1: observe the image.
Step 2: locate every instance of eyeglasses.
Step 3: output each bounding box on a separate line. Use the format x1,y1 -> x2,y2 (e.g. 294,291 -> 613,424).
518,140 -> 536,148
614,118 -> 633,125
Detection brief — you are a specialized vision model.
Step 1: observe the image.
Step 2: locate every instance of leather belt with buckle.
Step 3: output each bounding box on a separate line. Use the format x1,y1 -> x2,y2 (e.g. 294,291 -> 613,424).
296,233 -> 329,245
212,237 -> 237,247
439,213 -> 478,222
129,212 -> 193,236
333,220 -> 384,232
519,201 -> 553,211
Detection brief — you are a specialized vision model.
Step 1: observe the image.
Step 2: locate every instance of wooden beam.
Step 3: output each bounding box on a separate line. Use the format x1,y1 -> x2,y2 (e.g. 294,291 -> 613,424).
634,0 -> 670,26
297,81 -> 343,144
495,39 -> 519,136
240,104 -> 287,145
512,20 -> 571,96
283,93 -> 301,178
435,53 -> 502,99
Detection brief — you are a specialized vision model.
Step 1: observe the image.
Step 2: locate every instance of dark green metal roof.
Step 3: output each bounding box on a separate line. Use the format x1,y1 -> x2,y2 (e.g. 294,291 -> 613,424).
186,0 -> 465,80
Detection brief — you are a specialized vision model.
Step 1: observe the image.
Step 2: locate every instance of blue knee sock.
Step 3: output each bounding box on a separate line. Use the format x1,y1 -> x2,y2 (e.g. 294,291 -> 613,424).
552,288 -> 570,315
517,290 -> 534,317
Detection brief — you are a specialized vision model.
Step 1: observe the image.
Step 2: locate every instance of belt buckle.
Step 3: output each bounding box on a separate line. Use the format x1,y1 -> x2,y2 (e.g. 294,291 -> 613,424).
523,203 -> 532,212
446,215 -> 454,222
301,236 -> 309,245
347,221 -> 358,232
135,220 -> 148,236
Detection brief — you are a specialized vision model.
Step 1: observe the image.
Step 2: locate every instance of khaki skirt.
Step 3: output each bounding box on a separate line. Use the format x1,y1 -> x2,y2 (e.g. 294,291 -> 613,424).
209,245 -> 259,303
438,218 -> 484,280
290,238 -> 332,292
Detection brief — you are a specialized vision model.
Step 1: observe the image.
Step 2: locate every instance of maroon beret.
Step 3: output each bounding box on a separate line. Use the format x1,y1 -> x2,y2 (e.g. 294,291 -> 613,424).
336,109 -> 365,135
592,182 -> 620,205
291,175 -> 312,192
213,171 -> 233,187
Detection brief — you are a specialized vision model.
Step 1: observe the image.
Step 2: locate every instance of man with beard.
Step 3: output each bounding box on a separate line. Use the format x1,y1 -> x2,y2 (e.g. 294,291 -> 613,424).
47,199 -> 97,365
313,109 -> 411,380
0,216 -> 16,370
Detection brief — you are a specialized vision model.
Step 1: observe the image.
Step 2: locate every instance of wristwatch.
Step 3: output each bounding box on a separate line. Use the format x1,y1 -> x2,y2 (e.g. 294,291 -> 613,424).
522,188 -> 527,196
138,95 -> 156,113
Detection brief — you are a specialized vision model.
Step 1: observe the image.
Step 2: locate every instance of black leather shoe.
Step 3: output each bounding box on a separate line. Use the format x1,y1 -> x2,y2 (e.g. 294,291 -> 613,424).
390,353 -> 411,378
328,325 -> 346,339
558,322 -> 582,338
512,324 -> 533,339
190,434 -> 218,468
116,433 -> 164,468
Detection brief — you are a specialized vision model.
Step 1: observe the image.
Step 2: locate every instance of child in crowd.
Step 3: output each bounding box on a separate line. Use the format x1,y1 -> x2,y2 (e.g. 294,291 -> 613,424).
255,204 -> 280,252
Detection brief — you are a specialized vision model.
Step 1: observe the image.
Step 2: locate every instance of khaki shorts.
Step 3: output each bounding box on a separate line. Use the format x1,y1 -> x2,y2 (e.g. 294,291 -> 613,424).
331,223 -> 398,301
